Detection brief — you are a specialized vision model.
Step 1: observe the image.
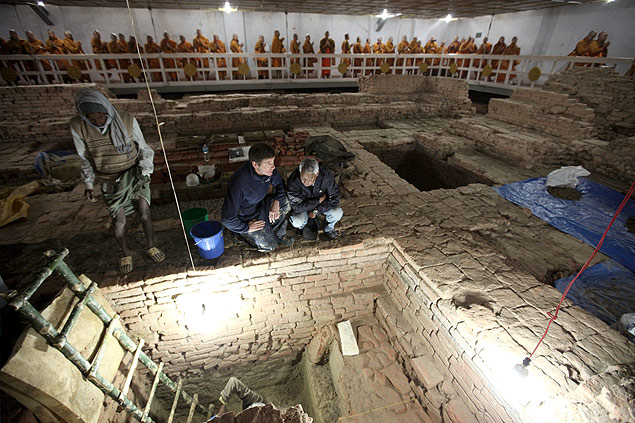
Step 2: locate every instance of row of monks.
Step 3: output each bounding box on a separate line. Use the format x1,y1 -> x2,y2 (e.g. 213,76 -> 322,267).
1,28 -> 525,80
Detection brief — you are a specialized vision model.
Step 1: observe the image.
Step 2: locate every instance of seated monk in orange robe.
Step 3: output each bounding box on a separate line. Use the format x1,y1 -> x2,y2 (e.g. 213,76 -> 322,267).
319,31 -> 335,78
177,34 -> 196,80
144,35 -> 163,82
212,34 -> 227,80
193,29 -> 211,70
91,30 -> 107,71
396,36 -> 408,74
585,31 -> 610,67
385,36 -> 395,68
302,34 -> 317,76
490,36 -> 506,80
64,31 -> 90,81
44,29 -> 69,72
254,35 -> 268,78
230,33 -> 245,78
341,33 -> 352,69
497,36 -> 520,82
363,38 -> 372,75
160,32 -> 178,81
372,37 -> 385,74
116,33 -> 132,82
271,30 -> 285,72
290,33 -> 301,67
352,36 -> 363,77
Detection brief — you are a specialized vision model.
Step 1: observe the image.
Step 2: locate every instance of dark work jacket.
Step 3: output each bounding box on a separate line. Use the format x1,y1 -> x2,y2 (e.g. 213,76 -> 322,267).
287,164 -> 340,215
221,162 -> 286,233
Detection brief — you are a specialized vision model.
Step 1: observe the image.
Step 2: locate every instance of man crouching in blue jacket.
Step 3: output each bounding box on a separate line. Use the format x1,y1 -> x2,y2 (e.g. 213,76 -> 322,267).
287,158 -> 343,239
221,143 -> 294,252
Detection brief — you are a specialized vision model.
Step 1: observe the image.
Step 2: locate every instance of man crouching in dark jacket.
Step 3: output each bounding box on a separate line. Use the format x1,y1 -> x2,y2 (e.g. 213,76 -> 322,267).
221,143 -> 294,252
287,158 -> 343,239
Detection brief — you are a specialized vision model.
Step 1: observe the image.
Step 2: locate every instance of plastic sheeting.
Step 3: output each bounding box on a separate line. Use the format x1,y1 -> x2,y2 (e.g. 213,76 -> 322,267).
554,260 -> 635,326
495,178 -> 635,273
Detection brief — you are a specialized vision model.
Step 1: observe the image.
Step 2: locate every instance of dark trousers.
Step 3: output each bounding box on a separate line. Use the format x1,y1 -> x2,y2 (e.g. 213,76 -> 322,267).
220,377 -> 264,410
239,195 -> 290,251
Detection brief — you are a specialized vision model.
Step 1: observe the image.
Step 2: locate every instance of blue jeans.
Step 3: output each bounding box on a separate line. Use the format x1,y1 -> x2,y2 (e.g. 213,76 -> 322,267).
290,207 -> 343,233
239,196 -> 291,251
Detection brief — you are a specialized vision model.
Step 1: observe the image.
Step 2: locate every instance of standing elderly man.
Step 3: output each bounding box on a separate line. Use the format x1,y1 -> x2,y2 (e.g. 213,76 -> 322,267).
221,142 -> 294,252
70,88 -> 165,273
287,158 -> 342,239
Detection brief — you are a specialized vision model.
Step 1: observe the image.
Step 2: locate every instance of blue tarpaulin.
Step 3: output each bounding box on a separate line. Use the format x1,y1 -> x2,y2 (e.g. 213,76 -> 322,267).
554,260 -> 635,326
495,177 -> 635,273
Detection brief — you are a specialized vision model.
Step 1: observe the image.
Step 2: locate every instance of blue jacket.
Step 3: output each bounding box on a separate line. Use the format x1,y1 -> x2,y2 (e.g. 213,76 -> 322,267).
287,164 -> 340,215
221,162 -> 287,233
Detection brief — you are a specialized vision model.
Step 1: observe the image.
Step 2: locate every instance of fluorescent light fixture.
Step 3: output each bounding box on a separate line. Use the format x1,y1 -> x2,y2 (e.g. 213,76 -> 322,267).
219,1 -> 237,13
374,8 -> 401,19
440,14 -> 457,23
37,1 -> 45,5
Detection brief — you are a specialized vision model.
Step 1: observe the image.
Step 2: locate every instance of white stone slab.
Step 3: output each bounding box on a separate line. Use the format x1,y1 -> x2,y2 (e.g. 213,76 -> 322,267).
337,320 -> 359,356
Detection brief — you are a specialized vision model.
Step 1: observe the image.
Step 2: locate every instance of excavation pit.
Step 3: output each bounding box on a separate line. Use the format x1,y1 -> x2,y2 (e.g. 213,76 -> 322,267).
363,142 -> 489,191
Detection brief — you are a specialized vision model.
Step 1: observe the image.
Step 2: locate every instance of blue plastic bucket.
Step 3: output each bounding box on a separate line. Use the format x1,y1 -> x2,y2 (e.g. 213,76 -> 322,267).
190,221 -> 224,259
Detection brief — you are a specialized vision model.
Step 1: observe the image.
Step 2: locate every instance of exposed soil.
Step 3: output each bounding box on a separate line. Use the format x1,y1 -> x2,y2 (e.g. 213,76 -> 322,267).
547,186 -> 582,201
626,217 -> 635,234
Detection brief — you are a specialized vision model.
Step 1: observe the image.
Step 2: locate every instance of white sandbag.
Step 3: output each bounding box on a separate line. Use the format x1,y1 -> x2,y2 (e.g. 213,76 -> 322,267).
546,165 -> 590,189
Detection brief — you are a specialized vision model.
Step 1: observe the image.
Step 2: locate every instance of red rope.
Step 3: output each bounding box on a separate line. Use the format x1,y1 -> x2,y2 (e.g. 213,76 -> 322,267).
529,178 -> 635,359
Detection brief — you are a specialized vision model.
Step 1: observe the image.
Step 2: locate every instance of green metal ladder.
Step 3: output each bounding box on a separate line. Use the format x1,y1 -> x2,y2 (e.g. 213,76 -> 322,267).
1,248 -> 215,423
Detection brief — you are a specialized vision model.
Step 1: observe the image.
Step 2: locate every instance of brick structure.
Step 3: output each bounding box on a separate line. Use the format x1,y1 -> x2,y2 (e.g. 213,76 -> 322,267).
544,67 -> 635,140
0,73 -> 633,423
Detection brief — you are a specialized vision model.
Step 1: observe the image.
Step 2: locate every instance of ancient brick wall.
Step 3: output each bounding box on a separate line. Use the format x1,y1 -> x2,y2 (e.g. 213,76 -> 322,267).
100,240 -> 390,406
488,87 -> 597,140
544,67 -> 635,140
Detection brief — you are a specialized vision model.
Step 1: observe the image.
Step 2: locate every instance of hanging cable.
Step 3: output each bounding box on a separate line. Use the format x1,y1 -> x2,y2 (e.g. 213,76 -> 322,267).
124,0 -> 196,271
526,178 -> 635,363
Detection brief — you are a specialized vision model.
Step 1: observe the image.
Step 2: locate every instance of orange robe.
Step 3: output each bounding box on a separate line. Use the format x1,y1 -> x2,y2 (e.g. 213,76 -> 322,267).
64,36 -> 89,74
352,42 -> 363,75
363,42 -> 372,75
271,35 -> 284,68
474,42 -> 492,68
230,39 -> 245,77
490,41 -> 506,75
497,44 -> 520,82
213,39 -> 227,79
447,40 -> 460,54
384,40 -> 395,67
290,39 -> 300,65
457,41 -> 477,77
160,38 -> 178,81
177,40 -> 195,80
341,39 -> 351,66
396,41 -> 408,73
106,40 -> 120,69
319,38 -> 335,77
586,40 -> 607,57
302,40 -> 317,72
91,36 -> 106,70
254,40 -> 268,77
372,42 -> 385,73
193,35 -> 211,69
117,39 -> 131,81
25,38 -> 53,79
144,41 -> 163,82
45,36 -> 69,70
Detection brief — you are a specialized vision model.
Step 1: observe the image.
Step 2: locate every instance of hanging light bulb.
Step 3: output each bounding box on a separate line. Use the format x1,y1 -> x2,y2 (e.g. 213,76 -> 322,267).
440,14 -> 457,23
219,1 -> 237,13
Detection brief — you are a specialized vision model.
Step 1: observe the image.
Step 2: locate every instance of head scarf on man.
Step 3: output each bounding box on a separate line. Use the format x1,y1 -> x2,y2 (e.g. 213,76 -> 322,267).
74,88 -> 133,157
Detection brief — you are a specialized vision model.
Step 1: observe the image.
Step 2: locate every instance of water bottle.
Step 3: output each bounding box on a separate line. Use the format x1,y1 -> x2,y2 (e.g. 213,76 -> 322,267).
202,143 -> 210,162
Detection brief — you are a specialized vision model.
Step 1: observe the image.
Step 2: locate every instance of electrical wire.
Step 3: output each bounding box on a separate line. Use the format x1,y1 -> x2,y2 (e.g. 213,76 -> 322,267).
528,178 -> 635,359
124,0 -> 196,271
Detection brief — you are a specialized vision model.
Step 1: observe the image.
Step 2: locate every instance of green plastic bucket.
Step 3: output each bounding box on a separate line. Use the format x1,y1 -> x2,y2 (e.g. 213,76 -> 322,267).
181,208 -> 208,238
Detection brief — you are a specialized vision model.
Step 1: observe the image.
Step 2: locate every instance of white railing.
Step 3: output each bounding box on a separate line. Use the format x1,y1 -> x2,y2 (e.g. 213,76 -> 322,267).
1,52 -> 632,89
